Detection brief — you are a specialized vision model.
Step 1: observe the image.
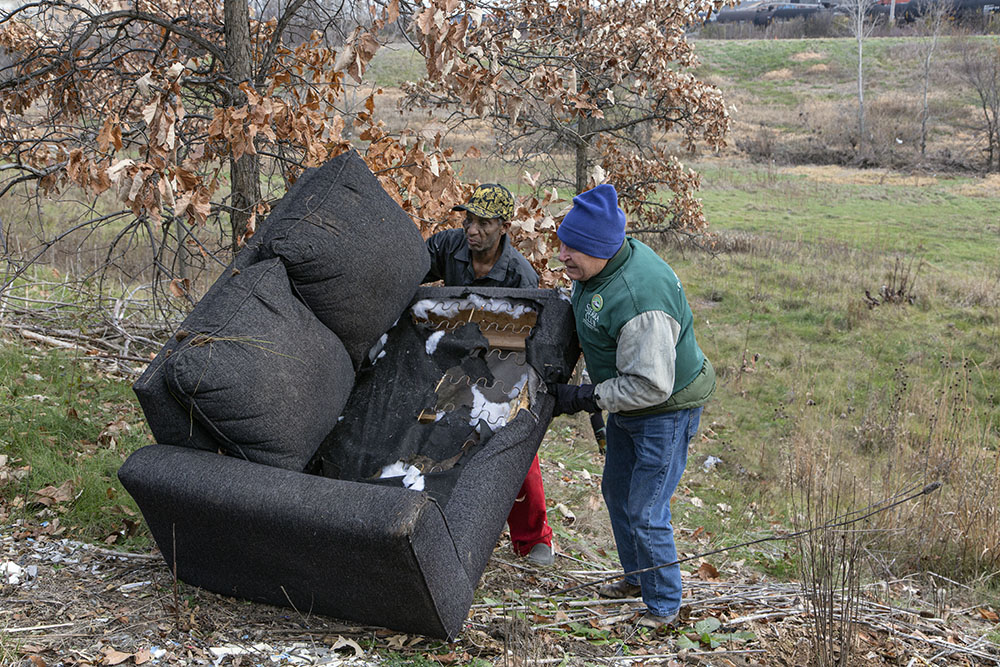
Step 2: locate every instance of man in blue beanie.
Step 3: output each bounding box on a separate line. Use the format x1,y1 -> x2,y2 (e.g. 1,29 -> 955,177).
551,183 -> 715,629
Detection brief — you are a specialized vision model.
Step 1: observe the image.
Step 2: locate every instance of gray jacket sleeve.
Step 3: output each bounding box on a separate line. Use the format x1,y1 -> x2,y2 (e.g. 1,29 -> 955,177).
594,310 -> 680,414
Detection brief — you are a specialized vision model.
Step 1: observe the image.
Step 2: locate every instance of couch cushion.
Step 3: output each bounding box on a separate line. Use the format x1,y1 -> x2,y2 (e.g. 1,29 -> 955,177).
132,255 -> 262,452
259,150 -> 430,369
163,258 -> 354,470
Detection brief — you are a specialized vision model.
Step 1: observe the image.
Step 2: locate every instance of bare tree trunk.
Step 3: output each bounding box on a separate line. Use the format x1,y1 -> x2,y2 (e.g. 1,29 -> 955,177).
224,0 -> 262,252
918,1 -> 949,158
889,0 -> 896,23
857,28 -> 865,156
575,115 -> 594,194
851,0 -> 872,160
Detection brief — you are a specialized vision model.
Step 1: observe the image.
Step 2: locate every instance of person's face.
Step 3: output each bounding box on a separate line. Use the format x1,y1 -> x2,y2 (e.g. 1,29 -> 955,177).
558,242 -> 609,281
463,213 -> 508,254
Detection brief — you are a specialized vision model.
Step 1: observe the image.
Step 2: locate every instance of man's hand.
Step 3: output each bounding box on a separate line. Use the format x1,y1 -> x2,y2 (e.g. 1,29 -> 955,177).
550,383 -> 599,416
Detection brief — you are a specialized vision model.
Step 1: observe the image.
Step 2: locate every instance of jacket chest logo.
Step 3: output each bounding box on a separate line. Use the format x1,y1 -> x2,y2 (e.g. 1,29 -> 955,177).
583,293 -> 603,330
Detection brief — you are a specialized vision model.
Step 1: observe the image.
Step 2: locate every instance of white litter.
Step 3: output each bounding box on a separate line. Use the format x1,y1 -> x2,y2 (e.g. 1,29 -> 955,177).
210,645 -> 250,659
367,333 -> 389,365
379,461 -> 425,492
703,455 -> 722,471
118,580 -> 152,592
1,560 -> 24,585
425,330 -> 445,355
555,503 -> 576,523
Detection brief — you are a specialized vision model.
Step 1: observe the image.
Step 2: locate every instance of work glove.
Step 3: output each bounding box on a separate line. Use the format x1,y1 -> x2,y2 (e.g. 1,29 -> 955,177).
550,383 -> 599,416
589,411 -> 607,456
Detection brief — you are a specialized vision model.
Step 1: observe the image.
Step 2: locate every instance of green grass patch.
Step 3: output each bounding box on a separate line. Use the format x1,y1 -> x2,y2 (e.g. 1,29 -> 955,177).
1,340 -> 151,547
367,44 -> 426,87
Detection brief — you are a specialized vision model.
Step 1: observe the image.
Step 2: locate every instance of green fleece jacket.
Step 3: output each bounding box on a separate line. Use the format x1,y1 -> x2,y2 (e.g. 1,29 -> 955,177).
571,238 -> 715,416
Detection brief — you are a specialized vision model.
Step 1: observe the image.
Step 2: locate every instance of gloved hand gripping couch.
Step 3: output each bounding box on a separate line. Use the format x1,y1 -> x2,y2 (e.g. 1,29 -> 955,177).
117,150 -> 579,639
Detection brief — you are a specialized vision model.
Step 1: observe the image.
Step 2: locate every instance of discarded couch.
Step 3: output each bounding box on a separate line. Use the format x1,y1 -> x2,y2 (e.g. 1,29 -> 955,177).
118,149 -> 580,639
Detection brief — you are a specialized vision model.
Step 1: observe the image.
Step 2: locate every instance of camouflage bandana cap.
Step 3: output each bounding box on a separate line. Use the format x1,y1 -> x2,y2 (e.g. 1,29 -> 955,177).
453,183 -> 515,221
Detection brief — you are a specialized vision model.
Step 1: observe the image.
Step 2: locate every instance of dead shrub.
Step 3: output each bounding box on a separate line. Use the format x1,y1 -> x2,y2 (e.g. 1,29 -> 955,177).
864,93 -> 923,168
864,256 -> 921,308
856,366 -> 908,453
705,230 -> 780,256
736,125 -> 779,162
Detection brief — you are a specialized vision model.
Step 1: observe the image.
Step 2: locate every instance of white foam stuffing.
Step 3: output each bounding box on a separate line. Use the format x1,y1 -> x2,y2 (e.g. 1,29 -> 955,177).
379,461 -> 425,491
425,330 -> 445,355
411,296 -> 535,320
469,385 -> 512,433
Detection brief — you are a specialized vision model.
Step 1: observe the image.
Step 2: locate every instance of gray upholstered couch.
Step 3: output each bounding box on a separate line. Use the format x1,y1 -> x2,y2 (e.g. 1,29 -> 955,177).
118,151 -> 578,638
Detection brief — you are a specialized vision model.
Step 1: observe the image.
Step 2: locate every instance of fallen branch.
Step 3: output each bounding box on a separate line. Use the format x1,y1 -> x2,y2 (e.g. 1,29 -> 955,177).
19,327 -> 91,352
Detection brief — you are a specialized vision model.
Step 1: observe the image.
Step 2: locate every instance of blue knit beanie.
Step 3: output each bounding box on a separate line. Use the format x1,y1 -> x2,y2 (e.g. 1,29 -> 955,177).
557,184 -> 626,259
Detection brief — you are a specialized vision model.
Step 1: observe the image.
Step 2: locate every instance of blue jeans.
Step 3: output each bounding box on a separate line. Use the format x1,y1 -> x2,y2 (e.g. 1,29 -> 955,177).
602,407 -> 701,617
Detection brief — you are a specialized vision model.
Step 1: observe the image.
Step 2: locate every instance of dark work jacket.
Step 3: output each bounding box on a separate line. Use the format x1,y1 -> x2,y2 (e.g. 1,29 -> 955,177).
424,228 -> 539,288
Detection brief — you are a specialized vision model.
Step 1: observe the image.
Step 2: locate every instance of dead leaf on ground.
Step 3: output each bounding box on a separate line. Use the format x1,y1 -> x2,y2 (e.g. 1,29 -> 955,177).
32,480 -> 74,506
102,648 -> 132,665
696,561 -> 720,581
330,636 -> 363,657
98,420 -> 131,447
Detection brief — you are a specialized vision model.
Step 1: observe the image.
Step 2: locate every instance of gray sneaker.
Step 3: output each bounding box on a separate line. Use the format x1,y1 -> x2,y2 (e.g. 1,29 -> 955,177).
597,579 -> 641,599
526,543 -> 555,566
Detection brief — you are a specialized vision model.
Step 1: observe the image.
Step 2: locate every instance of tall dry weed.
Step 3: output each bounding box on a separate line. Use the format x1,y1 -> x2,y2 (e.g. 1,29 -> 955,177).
791,458 -> 870,667
867,355 -> 1000,580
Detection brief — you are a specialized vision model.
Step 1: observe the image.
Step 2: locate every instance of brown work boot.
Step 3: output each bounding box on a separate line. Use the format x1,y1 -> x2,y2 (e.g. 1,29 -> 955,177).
637,610 -> 679,629
597,579 -> 641,599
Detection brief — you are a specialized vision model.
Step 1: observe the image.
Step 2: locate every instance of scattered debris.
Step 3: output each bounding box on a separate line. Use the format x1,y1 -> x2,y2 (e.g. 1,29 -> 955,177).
702,455 -> 723,471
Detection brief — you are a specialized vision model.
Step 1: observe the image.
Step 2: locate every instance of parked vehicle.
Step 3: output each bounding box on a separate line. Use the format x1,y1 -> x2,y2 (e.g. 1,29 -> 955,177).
714,0 -> 842,24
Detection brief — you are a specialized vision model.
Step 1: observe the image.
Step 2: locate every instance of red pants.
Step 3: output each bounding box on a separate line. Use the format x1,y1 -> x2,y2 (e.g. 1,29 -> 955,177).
507,454 -> 552,555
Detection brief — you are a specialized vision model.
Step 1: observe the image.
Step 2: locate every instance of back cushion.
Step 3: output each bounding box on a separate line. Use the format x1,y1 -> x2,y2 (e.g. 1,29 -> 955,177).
163,258 -> 354,471
260,150 -> 430,368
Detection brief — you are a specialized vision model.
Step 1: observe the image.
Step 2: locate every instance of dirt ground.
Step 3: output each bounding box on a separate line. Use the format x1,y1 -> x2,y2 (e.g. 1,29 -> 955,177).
4,448 -> 1000,667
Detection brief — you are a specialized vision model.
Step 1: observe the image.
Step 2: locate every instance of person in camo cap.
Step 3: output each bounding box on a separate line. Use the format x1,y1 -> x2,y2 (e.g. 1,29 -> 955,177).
423,183 -> 556,566
549,183 -> 716,628
424,183 -> 537,289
